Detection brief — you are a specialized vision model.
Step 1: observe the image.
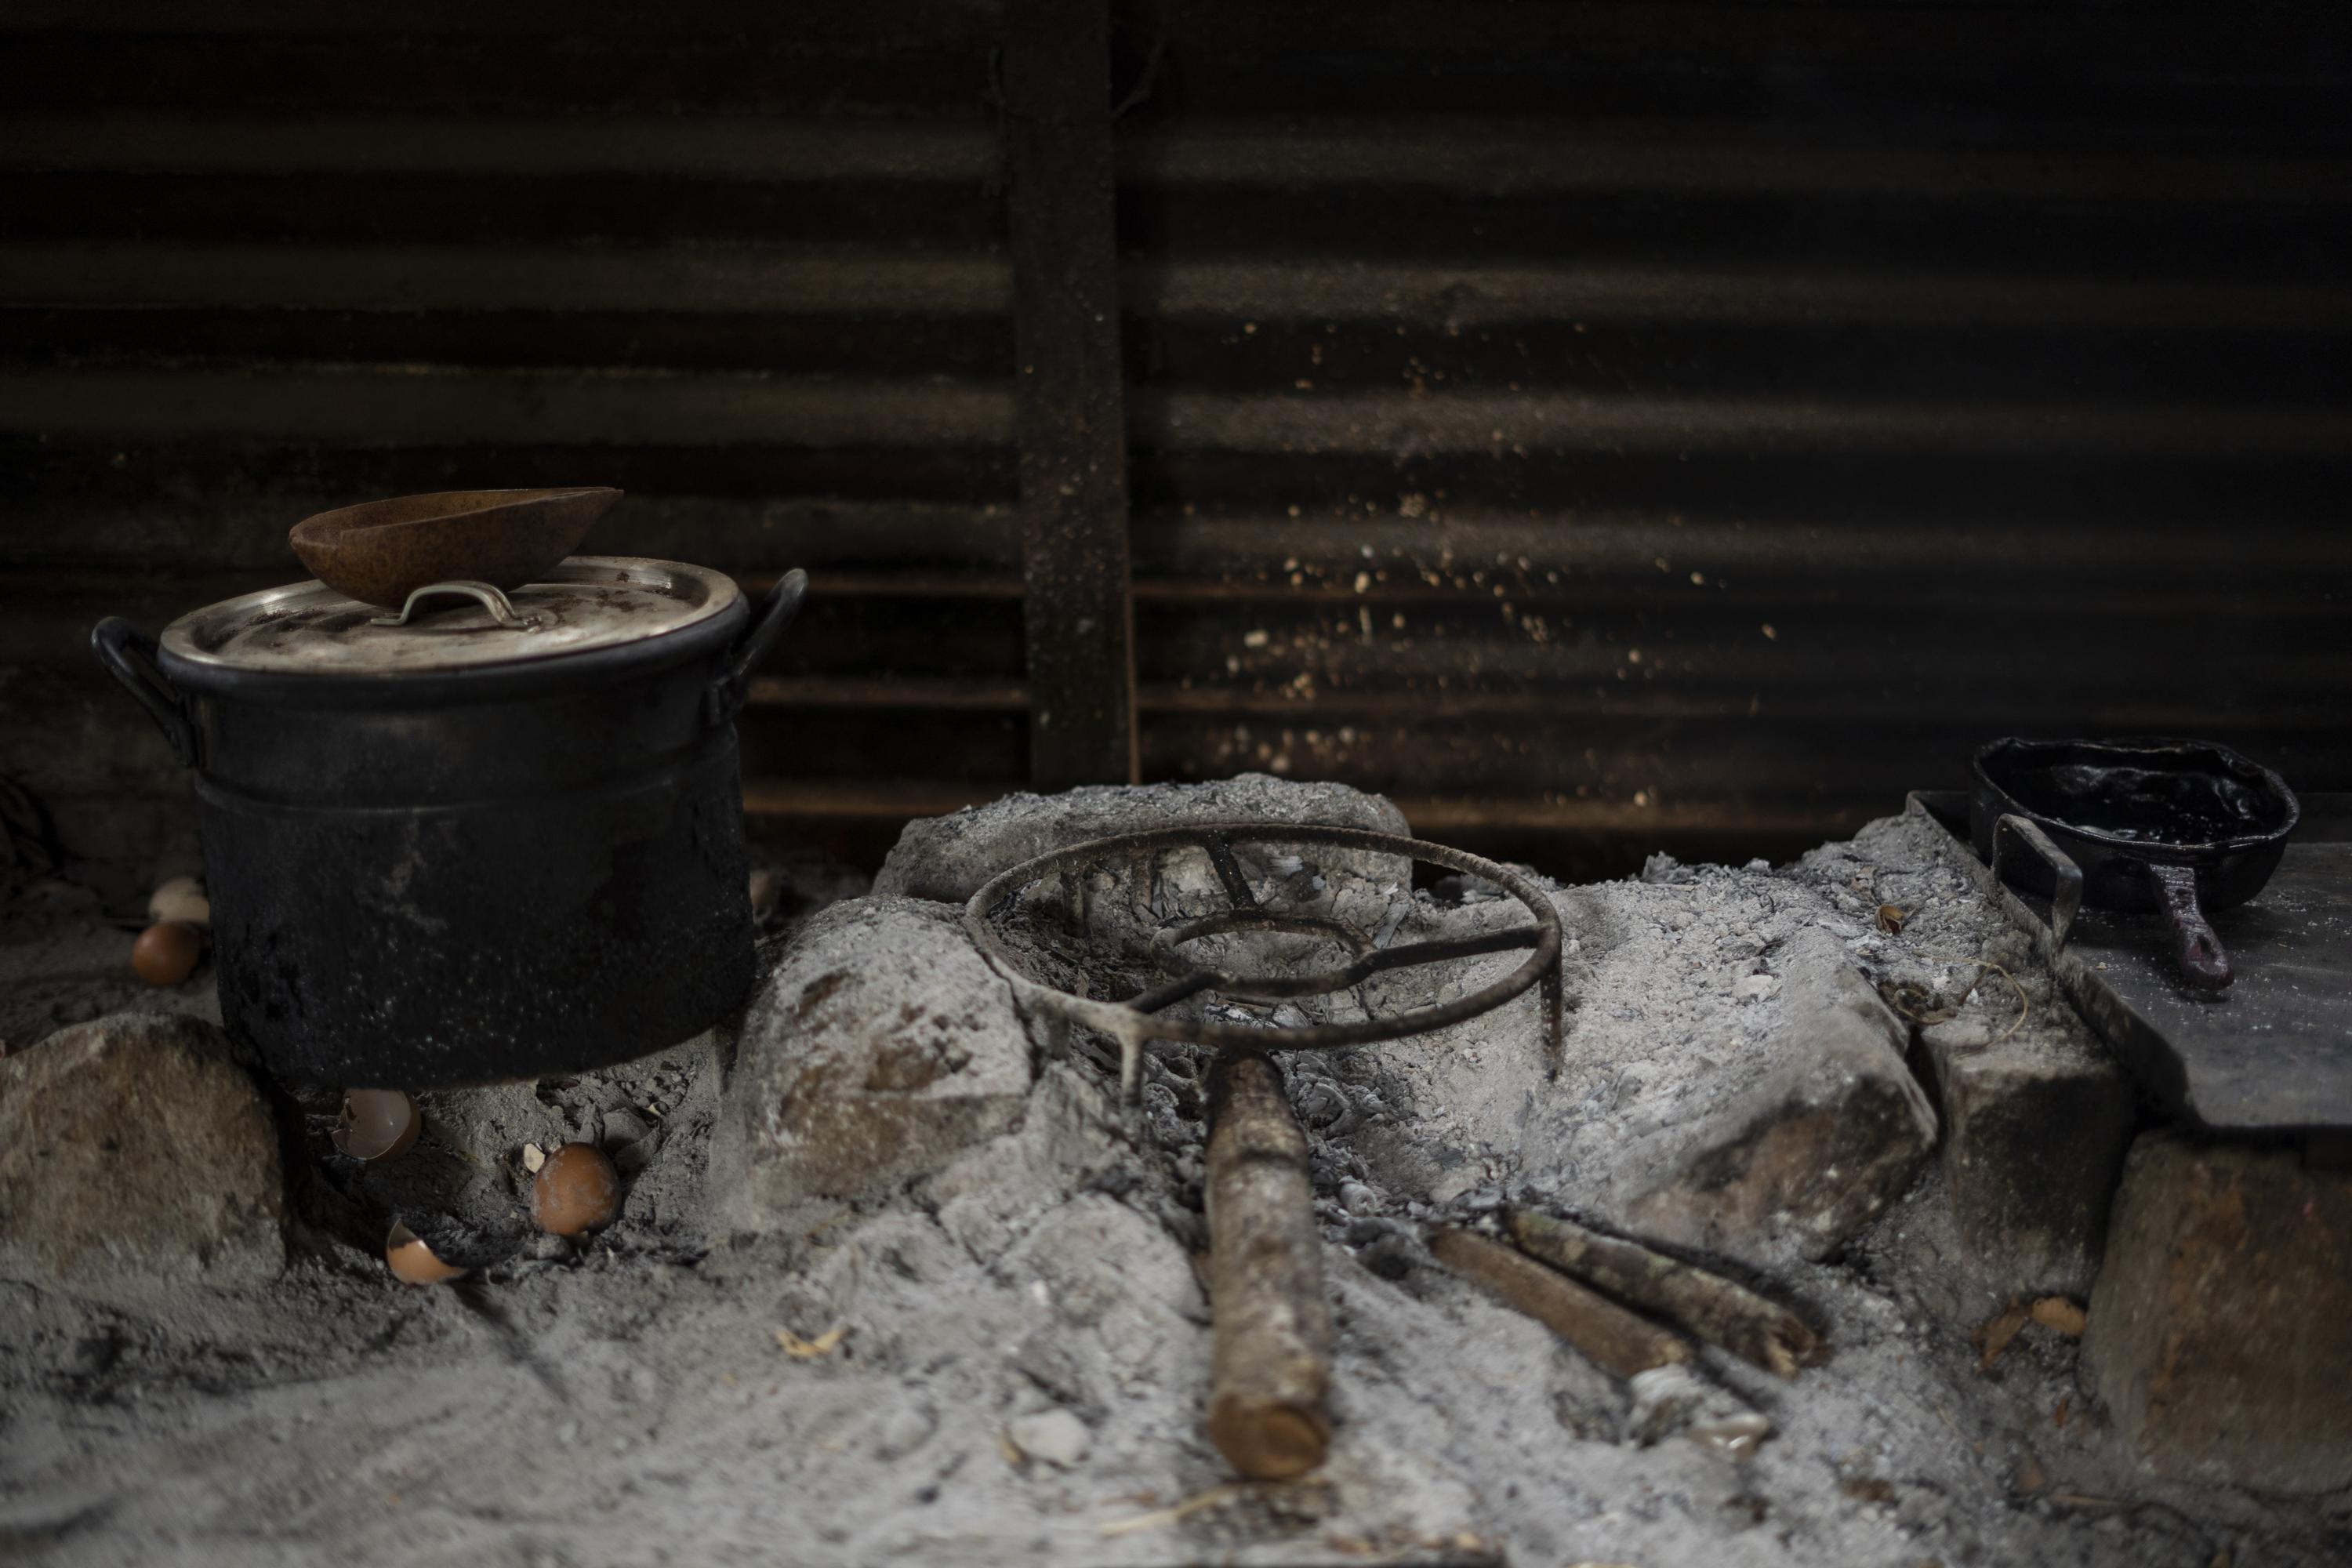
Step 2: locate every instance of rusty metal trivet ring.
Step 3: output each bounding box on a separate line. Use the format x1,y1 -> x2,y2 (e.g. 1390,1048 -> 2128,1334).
962,821 -> 1566,1105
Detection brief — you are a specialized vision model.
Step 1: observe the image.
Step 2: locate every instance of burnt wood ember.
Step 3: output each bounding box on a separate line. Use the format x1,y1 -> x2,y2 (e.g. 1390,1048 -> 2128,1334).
1203,1048 -> 1331,1480
1504,1208 -> 1820,1378
1429,1227 -> 1691,1381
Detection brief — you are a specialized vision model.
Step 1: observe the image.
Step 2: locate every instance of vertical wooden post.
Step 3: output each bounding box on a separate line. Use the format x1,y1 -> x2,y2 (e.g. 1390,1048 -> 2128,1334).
1001,0 -> 1139,788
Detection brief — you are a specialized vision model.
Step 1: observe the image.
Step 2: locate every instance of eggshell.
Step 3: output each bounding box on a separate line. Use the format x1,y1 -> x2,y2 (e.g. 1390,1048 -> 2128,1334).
333,1088 -> 421,1163
532,1142 -> 622,1238
147,874 -> 210,927
385,1221 -> 467,1284
747,866 -> 783,920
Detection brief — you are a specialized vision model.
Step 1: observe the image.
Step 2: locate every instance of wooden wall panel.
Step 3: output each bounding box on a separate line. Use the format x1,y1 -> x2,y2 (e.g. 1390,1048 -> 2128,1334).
3,2 -> 2347,881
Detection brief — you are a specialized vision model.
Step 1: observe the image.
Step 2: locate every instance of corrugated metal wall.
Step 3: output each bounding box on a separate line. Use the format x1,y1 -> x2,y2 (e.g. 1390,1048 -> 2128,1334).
5,1 -> 2348,878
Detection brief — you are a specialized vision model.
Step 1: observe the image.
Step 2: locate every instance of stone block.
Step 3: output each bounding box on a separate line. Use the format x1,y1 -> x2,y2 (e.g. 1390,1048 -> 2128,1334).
920,1062 -> 1127,1264
1918,1001 -> 2133,1301
1623,956 -> 1939,1266
1332,877 -> 1939,1270
708,899 -> 1038,1225
871,774 -> 1411,904
0,1011 -> 284,1304
2082,1132 -> 2352,1494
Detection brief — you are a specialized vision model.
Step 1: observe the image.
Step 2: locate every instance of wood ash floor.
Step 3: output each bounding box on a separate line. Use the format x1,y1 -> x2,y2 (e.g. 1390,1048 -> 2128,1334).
2,779 -> 2347,1567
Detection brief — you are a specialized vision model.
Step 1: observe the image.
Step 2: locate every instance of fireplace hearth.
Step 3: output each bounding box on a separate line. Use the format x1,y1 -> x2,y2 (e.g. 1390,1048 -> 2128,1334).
5,775 -> 2347,1566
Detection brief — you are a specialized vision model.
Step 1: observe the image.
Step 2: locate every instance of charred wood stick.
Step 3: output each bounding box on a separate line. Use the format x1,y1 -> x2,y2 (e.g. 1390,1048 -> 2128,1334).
1428,1228 -> 1689,1379
1203,1050 -> 1333,1480
1506,1209 -> 1820,1378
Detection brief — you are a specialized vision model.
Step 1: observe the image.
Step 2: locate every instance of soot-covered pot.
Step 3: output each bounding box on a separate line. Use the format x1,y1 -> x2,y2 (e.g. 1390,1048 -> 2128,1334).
92,557 -> 806,1088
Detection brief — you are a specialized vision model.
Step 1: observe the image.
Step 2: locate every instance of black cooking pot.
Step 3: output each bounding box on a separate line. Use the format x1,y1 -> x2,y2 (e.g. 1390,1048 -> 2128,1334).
1969,736 -> 2298,992
92,557 -> 806,1088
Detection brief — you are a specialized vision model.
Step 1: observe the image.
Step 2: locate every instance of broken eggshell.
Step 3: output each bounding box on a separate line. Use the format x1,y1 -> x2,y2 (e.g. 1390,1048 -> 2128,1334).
332,1088 -> 421,1163
1628,1363 -> 1773,1457
385,1220 -> 468,1284
531,1142 -> 622,1238
747,866 -> 784,922
147,873 -> 211,927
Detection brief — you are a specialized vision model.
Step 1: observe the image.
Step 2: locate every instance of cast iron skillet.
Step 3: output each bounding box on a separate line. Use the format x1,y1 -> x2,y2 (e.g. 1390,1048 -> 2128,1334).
1969,737 -> 2299,992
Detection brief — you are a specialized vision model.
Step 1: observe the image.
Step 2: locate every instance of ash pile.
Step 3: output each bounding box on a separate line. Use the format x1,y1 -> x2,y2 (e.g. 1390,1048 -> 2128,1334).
4,778 -> 2348,1567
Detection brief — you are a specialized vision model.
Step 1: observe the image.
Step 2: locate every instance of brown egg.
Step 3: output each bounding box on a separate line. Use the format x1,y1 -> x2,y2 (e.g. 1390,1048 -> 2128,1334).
332,1088 -> 420,1163
532,1142 -> 621,1238
385,1221 -> 467,1284
131,921 -> 202,986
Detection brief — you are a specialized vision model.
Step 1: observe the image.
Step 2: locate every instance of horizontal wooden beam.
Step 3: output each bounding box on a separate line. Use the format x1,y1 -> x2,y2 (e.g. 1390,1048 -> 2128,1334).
10,114 -> 2349,205
8,245 -> 2349,334
0,114 -> 996,179
735,775 -> 1861,840
9,368 -> 2349,463
0,368 -> 1014,447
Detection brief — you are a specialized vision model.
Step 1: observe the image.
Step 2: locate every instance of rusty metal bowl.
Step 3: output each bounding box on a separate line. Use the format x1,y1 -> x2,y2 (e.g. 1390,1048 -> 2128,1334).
289,488 -> 623,608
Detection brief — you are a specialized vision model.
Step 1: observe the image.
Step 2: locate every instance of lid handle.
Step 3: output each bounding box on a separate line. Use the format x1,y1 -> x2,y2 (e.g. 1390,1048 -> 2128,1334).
706,570 -> 808,727
370,580 -> 543,630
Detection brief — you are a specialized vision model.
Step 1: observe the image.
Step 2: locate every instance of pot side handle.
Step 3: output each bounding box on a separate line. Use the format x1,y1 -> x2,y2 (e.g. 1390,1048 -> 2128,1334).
1991,812 -> 2082,953
705,569 -> 809,727
90,617 -> 199,768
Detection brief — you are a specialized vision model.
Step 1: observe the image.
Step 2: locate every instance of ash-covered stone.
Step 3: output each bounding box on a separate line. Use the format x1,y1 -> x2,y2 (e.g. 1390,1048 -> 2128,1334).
1318,873 -> 1935,1270
1624,953 -> 1936,1264
1918,1001 -> 2132,1298
709,898 -> 1040,1225
953,793 -> 1946,1271
872,773 -> 1410,903
0,1011 -> 284,1305
2083,1131 -> 2352,1494
1795,807 -> 2134,1303
918,1060 -> 1131,1264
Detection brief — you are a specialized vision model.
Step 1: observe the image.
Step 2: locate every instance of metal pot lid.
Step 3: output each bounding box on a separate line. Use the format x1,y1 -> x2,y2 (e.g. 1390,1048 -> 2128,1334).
158,557 -> 742,677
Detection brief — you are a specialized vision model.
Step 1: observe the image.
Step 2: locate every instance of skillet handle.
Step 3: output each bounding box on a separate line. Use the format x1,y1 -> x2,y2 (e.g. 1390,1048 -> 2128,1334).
2146,862 -> 2233,991
90,618 -> 199,769
1991,813 -> 2082,953
704,569 -> 808,727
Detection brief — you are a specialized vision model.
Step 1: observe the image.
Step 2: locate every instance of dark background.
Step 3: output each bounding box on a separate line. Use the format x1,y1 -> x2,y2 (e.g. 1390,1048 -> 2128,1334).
4,1 -> 2348,884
